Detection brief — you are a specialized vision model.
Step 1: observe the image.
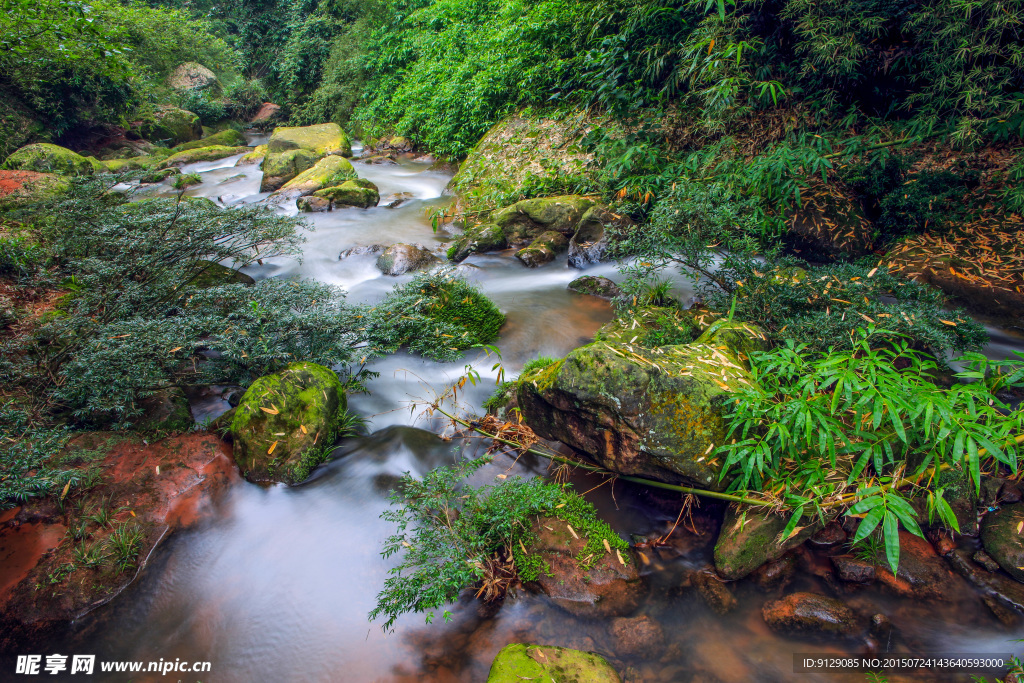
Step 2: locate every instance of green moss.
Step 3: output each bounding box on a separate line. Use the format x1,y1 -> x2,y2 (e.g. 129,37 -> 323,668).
140,167 -> 181,184
102,157 -> 153,173
447,223 -> 507,261
282,156 -> 358,195
3,143 -> 97,176
267,123 -> 351,157
595,306 -> 706,347
713,507 -> 817,579
314,179 -> 379,208
158,145 -> 248,168
171,128 -> 246,153
172,172 -> 203,189
486,644 -> 620,683
229,362 -> 349,484
139,106 -> 203,146
238,144 -> 267,165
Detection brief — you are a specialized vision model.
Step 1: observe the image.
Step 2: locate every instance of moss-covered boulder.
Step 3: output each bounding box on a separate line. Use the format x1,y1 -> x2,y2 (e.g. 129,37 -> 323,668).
3,143 -> 98,175
447,223 -> 506,261
171,129 -> 246,153
516,321 -> 766,488
158,145 -> 248,168
568,275 -> 621,300
714,506 -> 818,580
229,362 -> 348,484
276,155 -> 356,198
314,178 -> 380,208
101,157 -> 154,173
376,243 -> 439,276
260,124 -> 351,191
492,195 -> 596,246
237,144 -> 267,166
138,106 -> 203,146
168,62 -> 220,93
486,644 -> 620,683
297,196 -> 331,212
982,504 -> 1024,582
569,205 -> 624,268
516,230 -> 568,267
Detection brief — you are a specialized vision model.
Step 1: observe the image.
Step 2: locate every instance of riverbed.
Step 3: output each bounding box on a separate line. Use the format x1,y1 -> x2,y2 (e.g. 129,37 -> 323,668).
65,137 -> 1024,682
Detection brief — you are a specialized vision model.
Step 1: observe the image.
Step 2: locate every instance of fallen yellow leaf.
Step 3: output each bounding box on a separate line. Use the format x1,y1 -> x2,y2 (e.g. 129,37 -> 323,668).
268,440 -> 278,455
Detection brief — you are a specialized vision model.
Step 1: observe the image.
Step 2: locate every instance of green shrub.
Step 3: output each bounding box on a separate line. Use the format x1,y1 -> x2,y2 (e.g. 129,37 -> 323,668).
172,172 -> 202,189
367,269 -> 505,361
175,91 -> 226,125
370,457 -> 627,630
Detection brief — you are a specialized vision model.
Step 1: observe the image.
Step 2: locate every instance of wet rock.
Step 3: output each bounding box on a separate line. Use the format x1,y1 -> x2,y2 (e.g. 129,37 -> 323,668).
297,196 -> 331,212
516,230 -> 568,267
693,569 -> 737,614
171,129 -> 246,153
909,465 -> 978,536
138,105 -> 203,146
1002,481 -> 1023,504
168,62 -> 219,93
492,195 -> 595,245
714,507 -> 818,580
250,103 -> 282,124
260,123 -> 351,191
809,522 -> 847,549
518,320 -> 766,490
314,178 -> 380,208
870,613 -> 895,640
567,275 -> 621,300
376,243 -> 439,276
974,550 -> 1002,572
275,155 -> 356,198
447,223 -> 507,261
3,143 -> 101,176
568,206 -> 620,268
381,191 -> 414,208
608,615 -> 666,657
228,362 -> 348,484
527,516 -> 643,618
339,244 -> 384,259
832,555 -> 876,584
158,145 -> 248,168
862,531 -> 961,600
762,592 -> 859,639
982,504 -> 1024,582
236,145 -> 267,166
485,644 -> 620,683
752,553 -> 798,591
947,548 -> 1024,618
928,529 -> 957,556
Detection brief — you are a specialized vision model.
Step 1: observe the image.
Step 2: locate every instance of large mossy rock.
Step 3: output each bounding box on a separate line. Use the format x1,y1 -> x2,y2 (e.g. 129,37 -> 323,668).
516,320 -> 766,488
594,306 -> 709,347
158,145 -> 248,168
567,275 -> 621,300
568,205 -> 622,268
314,178 -> 380,208
376,243 -> 439,275
982,504 -> 1024,582
446,222 -> 506,261
486,644 -> 620,683
261,123 -> 351,192
229,362 -> 347,484
276,155 -> 356,198
171,129 -> 246,153
714,506 -> 817,580
516,230 -> 568,267
3,143 -> 100,176
237,144 -> 267,166
139,106 -> 203,146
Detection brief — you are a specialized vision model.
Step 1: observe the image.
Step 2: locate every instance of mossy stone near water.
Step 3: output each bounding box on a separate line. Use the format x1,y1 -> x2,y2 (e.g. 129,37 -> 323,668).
486,644 -> 621,683
237,144 -> 267,165
158,145 -> 248,168
267,123 -> 351,157
140,167 -> 181,184
567,275 -> 621,300
279,156 -> 356,197
229,362 -> 347,484
762,592 -> 859,639
138,106 -> 203,146
3,143 -> 98,176
314,178 -> 380,208
447,222 -> 506,261
516,230 -> 568,267
261,148 -> 318,191
492,194 -> 595,245
171,129 -> 247,153
188,261 -> 255,288
982,504 -> 1024,582
516,325 -> 764,487
594,306 -> 707,347
102,157 -> 154,173
714,506 -> 819,580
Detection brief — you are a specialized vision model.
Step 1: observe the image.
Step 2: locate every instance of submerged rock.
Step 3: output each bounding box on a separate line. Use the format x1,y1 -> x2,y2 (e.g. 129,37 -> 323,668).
376,243 -> 439,276
339,244 -> 385,259
516,320 -> 765,488
526,515 -> 643,618
762,592 -> 859,639
381,191 -> 414,208
485,644 -> 620,683
693,569 -> 737,614
567,275 -> 621,300
608,615 -> 665,657
314,178 -> 380,208
260,123 -> 351,191
229,362 -> 348,484
714,507 -> 817,580
3,143 -> 101,176
982,504 -> 1024,582
297,196 -> 331,212
516,230 -> 568,267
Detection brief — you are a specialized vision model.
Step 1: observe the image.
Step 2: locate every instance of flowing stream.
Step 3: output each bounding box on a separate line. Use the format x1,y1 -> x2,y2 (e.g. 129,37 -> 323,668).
64,137 -> 1024,682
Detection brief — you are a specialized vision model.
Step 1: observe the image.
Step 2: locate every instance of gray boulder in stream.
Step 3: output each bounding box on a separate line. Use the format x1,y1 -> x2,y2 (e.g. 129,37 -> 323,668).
375,243 -> 439,275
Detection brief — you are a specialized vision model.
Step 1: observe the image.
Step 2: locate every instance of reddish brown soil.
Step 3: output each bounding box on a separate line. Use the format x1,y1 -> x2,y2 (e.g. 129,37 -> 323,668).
0,171 -> 52,198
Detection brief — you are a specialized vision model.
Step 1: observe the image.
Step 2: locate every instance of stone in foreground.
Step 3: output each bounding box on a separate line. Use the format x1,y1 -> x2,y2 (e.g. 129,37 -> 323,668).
762,592 -> 859,639
486,644 -> 620,683
229,362 -> 347,484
